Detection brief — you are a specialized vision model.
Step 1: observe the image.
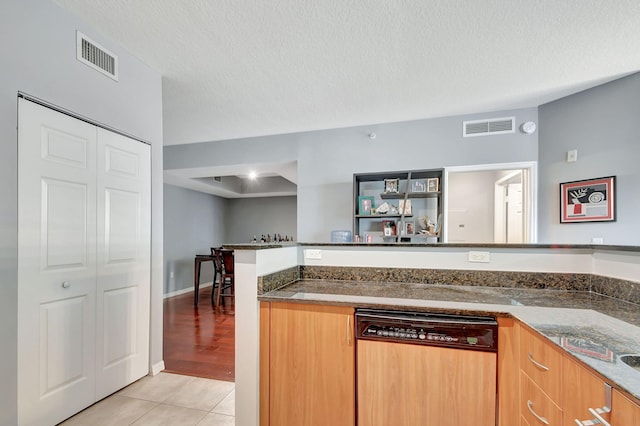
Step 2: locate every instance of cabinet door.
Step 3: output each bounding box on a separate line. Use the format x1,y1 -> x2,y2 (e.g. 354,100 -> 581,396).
562,356 -> 610,426
358,340 -> 496,426
269,302 -> 355,426
610,389 -> 640,426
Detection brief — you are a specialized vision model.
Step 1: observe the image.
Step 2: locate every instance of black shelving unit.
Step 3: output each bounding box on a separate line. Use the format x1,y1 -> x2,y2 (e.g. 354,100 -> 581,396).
353,169 -> 444,243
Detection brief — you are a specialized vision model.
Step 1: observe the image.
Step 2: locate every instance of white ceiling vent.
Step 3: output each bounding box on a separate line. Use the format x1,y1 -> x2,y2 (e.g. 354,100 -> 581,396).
76,31 -> 118,81
463,117 -> 515,137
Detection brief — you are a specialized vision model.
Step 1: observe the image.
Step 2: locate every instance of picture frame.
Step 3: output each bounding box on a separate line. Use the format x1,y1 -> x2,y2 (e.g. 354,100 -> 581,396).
426,177 -> 439,193
398,199 -> 412,215
383,178 -> 399,194
358,195 -> 375,216
381,219 -> 396,236
404,221 -> 415,235
560,176 -> 616,223
411,179 -> 427,193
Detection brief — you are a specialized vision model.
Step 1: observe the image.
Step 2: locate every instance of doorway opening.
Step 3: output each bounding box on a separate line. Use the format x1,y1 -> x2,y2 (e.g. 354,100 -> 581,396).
443,162 -> 537,243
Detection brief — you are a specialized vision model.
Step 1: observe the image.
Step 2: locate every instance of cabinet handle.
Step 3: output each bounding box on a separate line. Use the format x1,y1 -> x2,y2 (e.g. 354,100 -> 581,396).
62,281 -> 70,289
527,400 -> 549,425
574,419 -> 600,425
346,316 -> 352,345
527,352 -> 550,371
576,383 -> 613,425
588,407 -> 611,426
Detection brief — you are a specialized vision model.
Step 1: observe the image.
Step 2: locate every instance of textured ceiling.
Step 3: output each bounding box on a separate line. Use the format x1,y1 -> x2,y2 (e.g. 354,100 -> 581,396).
54,0 -> 640,147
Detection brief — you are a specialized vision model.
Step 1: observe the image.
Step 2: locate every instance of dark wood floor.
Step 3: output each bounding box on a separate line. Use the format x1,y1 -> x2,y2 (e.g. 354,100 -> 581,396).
163,286 -> 235,382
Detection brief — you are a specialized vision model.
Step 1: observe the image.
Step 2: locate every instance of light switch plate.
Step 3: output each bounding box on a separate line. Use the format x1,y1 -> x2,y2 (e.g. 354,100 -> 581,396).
304,249 -> 322,259
468,251 -> 490,263
567,149 -> 578,162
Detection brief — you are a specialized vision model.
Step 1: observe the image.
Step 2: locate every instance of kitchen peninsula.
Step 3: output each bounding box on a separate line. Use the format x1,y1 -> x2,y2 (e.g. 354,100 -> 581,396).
229,242 -> 640,426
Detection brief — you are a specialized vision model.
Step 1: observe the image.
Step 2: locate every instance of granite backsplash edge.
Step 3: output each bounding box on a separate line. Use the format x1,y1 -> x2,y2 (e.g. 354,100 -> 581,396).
258,265 -> 639,305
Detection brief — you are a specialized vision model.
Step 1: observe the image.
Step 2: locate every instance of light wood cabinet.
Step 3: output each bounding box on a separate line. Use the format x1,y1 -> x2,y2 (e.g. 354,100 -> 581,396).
521,371 -> 563,425
611,389 -> 640,426
518,325 -> 564,425
260,302 -> 355,426
563,356 -> 610,426
520,325 -> 563,404
511,322 -> 640,426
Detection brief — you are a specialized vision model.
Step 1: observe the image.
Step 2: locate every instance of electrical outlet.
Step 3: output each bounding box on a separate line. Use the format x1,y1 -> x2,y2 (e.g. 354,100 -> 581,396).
304,249 -> 322,260
468,251 -> 490,263
592,237 -> 604,244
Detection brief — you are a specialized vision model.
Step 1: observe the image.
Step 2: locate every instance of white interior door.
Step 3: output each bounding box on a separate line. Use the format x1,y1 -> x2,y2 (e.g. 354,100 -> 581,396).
18,99 -> 98,425
95,128 -> 150,399
494,184 -> 506,243
506,183 -> 523,243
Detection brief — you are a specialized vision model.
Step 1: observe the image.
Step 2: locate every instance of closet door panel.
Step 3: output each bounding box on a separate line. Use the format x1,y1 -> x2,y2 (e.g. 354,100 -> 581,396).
18,99 -> 97,426
95,128 -> 151,400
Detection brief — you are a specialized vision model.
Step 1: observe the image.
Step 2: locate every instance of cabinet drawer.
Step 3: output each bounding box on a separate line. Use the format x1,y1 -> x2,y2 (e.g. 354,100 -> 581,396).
520,326 -> 562,403
520,371 -> 562,426
563,355 -> 610,425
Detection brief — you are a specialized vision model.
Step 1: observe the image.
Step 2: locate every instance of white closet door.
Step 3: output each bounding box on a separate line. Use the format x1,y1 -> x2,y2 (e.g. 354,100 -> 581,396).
95,128 -> 151,399
18,99 -> 98,426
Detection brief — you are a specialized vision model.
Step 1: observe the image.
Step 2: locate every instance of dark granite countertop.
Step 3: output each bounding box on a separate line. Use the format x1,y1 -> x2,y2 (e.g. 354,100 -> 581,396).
260,279 -> 640,401
224,242 -> 640,251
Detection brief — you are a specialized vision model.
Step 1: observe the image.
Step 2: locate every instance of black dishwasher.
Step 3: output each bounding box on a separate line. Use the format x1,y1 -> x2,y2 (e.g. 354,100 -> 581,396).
355,309 -> 498,351
355,309 -> 499,426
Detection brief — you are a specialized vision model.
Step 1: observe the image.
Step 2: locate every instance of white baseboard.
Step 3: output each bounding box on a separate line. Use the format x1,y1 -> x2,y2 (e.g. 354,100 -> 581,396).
150,360 -> 165,376
164,281 -> 212,299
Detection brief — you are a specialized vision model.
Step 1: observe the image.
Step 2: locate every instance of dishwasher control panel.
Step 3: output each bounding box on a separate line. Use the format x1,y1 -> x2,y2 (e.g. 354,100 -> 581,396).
356,309 -> 498,352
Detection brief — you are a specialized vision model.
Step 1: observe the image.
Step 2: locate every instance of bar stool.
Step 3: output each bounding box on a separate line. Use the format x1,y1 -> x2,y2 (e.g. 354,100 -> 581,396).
193,247 -> 223,305
216,249 -> 235,306
194,254 -> 215,305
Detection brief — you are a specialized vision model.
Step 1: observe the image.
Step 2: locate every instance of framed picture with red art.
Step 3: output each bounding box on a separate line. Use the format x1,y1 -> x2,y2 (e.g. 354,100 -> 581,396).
559,176 -> 616,223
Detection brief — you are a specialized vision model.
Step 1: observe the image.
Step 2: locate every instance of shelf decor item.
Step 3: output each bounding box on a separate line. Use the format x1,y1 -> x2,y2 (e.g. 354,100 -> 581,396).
560,176 -> 616,223
426,178 -> 439,193
398,200 -> 412,215
411,179 -> 426,193
358,195 -> 375,216
381,220 -> 396,236
383,178 -> 400,194
404,221 -> 415,235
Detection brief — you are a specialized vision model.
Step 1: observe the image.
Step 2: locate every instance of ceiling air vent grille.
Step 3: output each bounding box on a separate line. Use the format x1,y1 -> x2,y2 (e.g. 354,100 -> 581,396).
76,31 -> 118,81
463,117 -> 515,137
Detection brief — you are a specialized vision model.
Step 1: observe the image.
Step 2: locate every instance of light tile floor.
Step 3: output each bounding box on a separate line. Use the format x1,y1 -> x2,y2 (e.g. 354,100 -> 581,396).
60,372 -> 235,425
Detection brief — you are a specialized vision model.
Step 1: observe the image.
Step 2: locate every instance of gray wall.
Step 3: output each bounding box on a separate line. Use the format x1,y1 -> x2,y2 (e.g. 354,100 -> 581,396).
538,72 -> 640,244
225,196 -> 297,244
296,108 -> 538,241
166,107 -> 539,242
0,1 -> 163,423
163,184 -> 228,294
